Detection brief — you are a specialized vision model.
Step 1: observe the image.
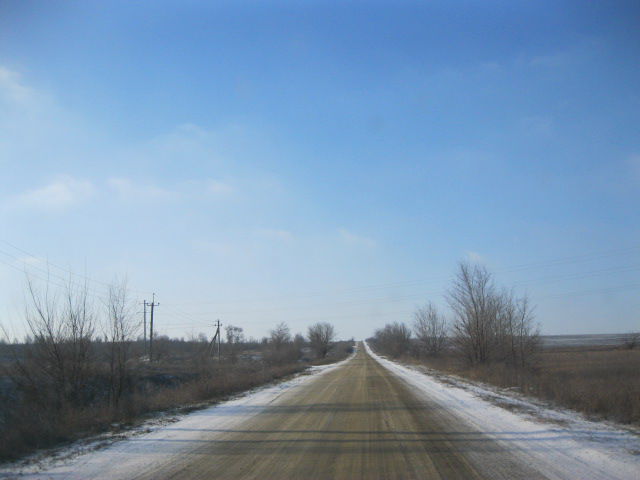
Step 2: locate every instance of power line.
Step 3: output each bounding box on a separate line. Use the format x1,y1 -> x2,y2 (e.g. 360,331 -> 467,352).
147,293 -> 159,361
164,245 -> 640,307
0,239 -> 153,296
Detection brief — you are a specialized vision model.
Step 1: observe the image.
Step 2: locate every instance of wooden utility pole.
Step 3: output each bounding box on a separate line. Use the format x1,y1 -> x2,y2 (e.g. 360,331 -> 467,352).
208,319 -> 222,360
216,319 -> 222,361
142,300 -> 148,344
148,293 -> 159,361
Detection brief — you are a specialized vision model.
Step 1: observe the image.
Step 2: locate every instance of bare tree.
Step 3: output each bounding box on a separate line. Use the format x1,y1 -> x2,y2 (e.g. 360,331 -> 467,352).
373,322 -> 412,358
413,303 -> 448,356
307,322 -> 336,358
16,275 -> 97,408
446,262 -> 539,366
266,322 -> 301,364
446,262 -> 498,364
492,289 -> 539,366
293,333 -> 306,349
104,278 -> 137,406
225,324 -> 244,362
509,294 -> 539,366
269,322 -> 291,351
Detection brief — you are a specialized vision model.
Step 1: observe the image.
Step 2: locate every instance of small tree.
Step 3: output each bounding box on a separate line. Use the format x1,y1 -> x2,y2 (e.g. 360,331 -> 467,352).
307,322 -> 336,358
269,322 -> 291,351
16,275 -> 96,408
104,278 -> 137,407
225,325 -> 244,362
266,322 -> 299,364
413,303 -> 448,356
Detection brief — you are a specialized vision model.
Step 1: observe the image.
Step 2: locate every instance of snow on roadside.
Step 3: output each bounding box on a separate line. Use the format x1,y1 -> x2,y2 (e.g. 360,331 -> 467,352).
0,349 -> 357,480
364,341 -> 640,480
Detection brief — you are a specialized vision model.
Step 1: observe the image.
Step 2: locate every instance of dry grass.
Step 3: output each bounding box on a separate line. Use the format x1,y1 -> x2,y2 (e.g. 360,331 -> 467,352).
0,340 -> 353,463
419,346 -> 640,425
0,361 -> 306,462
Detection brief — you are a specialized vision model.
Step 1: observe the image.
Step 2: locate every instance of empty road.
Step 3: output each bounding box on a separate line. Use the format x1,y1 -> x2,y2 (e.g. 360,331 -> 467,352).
131,344 -> 547,480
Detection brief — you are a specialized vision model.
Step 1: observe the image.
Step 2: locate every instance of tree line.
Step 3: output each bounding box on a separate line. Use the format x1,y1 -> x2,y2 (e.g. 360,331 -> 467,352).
0,275 -> 341,460
372,262 -> 540,367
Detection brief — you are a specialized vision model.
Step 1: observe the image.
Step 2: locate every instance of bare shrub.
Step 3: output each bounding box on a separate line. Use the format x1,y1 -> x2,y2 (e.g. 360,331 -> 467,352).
17,276 -> 96,408
307,322 -> 336,358
413,303 -> 448,356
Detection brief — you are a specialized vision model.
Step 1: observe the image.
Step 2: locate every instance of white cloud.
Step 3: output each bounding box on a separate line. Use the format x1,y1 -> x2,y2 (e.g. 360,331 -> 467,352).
192,239 -> 237,256
0,67 -> 35,104
256,228 -> 294,242
107,177 -> 177,201
465,251 -> 487,264
206,179 -> 234,195
338,228 -> 376,248
9,175 -> 95,211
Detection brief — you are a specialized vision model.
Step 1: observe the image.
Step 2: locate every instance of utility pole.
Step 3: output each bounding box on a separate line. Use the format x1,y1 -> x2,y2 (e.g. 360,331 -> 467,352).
142,300 -> 147,344
216,319 -> 222,361
208,319 -> 222,361
147,293 -> 159,362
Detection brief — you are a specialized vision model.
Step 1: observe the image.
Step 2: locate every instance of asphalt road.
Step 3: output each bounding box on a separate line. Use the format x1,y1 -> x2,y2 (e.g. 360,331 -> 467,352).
131,343 -> 550,480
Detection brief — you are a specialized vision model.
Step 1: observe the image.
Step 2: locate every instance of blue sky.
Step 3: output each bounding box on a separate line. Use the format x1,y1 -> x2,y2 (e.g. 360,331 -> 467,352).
0,0 -> 639,340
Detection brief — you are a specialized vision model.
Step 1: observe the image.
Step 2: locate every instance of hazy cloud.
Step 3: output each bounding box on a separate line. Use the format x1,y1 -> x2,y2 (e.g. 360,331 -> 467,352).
0,67 -> 35,104
338,229 -> 376,248
107,177 -> 177,201
206,179 -> 234,195
465,251 -> 487,264
9,175 -> 95,211
256,228 -> 294,242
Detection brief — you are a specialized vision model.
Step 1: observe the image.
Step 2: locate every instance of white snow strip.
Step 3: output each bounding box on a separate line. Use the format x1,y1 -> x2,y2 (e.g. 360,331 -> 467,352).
364,341 -> 640,480
0,349 -> 356,480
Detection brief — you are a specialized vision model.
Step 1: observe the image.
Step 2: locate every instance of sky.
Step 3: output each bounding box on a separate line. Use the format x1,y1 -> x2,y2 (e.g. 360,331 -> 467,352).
0,0 -> 639,341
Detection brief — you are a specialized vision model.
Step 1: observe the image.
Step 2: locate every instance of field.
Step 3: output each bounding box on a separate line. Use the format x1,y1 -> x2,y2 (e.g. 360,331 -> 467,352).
0,339 -> 354,462
417,336 -> 640,426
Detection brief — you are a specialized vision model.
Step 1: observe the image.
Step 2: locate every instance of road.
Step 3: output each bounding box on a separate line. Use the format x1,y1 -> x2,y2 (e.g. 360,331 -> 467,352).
132,343 -> 548,480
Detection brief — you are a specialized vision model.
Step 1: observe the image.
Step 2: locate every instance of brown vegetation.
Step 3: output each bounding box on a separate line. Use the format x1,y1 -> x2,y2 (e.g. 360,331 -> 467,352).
370,260 -> 638,426
0,278 -> 349,463
418,344 -> 640,426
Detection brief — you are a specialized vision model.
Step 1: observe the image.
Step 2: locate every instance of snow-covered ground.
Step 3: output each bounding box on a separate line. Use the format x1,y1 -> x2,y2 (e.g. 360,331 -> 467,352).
0,350 -> 356,480
364,341 -> 640,480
